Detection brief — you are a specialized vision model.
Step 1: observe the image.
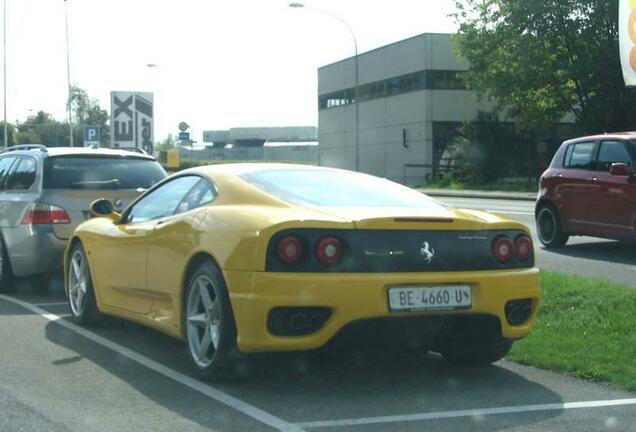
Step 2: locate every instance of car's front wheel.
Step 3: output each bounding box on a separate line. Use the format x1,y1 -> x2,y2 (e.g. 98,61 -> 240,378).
536,204 -> 569,248
184,261 -> 241,379
67,243 -> 101,325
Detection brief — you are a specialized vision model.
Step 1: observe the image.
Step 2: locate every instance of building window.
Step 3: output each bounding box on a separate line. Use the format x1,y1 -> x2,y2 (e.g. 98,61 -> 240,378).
429,70 -> 467,90
318,69 -> 467,110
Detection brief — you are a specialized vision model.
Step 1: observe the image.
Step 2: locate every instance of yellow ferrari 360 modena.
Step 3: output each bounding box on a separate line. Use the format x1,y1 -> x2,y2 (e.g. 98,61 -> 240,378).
65,163 -> 540,378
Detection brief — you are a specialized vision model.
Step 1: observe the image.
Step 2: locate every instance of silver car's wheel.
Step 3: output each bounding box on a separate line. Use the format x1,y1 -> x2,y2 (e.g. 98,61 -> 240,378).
184,261 -> 239,379
67,243 -> 100,324
186,275 -> 222,367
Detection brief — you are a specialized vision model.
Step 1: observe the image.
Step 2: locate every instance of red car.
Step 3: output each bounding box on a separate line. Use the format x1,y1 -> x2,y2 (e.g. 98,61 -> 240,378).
536,133 -> 636,248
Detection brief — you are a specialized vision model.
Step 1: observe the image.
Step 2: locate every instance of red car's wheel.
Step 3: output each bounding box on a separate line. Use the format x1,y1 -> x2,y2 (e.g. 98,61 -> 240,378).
536,205 -> 569,248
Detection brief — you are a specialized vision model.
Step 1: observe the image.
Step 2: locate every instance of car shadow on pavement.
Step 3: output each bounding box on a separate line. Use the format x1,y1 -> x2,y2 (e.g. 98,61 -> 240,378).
0,274 -> 66,316
44,316 -> 564,431
543,240 -> 636,266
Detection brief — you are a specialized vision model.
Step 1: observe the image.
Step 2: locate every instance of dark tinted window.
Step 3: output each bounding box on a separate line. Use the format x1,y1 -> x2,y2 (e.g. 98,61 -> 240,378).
127,176 -> 201,223
43,156 -> 166,189
596,141 -> 632,171
6,158 -> 37,190
241,168 -> 447,209
564,142 -> 595,169
0,157 -> 17,188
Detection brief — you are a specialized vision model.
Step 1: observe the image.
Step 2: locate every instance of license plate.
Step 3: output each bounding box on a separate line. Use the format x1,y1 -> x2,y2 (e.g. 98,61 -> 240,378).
388,285 -> 472,312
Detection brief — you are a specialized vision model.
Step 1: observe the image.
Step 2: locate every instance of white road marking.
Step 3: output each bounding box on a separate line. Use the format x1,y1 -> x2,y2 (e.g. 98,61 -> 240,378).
32,302 -> 68,307
296,398 -> 636,429
0,294 -> 304,432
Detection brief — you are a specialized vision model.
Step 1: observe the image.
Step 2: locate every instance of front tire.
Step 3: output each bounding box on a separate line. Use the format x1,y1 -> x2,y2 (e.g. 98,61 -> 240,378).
184,261 -> 240,379
67,243 -> 101,325
536,204 -> 569,248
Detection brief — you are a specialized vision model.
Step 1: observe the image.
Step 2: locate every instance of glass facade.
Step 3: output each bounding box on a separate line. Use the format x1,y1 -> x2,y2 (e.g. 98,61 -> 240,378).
318,70 -> 467,111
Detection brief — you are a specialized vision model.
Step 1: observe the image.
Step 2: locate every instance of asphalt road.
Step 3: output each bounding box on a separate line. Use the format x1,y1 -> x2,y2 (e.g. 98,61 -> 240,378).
1,196 -> 635,431
438,197 -> 636,287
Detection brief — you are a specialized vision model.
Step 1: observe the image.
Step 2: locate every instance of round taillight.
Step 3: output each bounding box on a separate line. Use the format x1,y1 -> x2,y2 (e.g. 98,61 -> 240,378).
315,237 -> 342,265
492,236 -> 513,263
515,235 -> 533,261
277,236 -> 303,264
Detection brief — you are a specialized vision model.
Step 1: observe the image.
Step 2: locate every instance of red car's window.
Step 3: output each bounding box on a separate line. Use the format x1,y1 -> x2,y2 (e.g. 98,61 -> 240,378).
564,142 -> 595,169
596,141 -> 633,171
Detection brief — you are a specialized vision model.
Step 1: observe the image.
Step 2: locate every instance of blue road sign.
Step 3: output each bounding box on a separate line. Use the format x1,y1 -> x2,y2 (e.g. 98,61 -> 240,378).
83,126 -> 100,144
178,132 -> 190,141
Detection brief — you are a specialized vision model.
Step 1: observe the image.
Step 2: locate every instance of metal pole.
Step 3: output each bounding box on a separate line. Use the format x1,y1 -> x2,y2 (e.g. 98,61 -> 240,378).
353,38 -> 359,172
64,0 -> 73,147
289,3 -> 360,171
3,0 -> 7,148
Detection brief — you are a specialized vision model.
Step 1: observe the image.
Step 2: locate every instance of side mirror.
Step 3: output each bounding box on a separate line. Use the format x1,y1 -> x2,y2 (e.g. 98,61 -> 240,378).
90,198 -> 121,221
609,162 -> 631,176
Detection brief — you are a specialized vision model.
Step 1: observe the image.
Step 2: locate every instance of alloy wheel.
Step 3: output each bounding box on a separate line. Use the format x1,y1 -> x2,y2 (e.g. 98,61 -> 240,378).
68,249 -> 88,316
186,275 -> 222,368
538,208 -> 556,244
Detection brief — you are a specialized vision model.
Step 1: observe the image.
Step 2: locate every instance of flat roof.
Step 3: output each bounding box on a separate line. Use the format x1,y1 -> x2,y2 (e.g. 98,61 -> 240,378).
318,32 -> 451,70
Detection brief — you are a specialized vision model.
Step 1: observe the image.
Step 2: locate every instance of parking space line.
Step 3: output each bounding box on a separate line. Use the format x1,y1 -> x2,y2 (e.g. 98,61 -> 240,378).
32,302 -> 68,307
295,398 -> 636,429
0,294 -> 304,432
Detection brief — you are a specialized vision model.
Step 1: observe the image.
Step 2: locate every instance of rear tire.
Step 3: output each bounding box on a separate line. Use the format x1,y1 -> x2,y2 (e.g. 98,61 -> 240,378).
536,204 -> 569,248
184,261 -> 243,380
0,235 -> 13,293
67,243 -> 101,325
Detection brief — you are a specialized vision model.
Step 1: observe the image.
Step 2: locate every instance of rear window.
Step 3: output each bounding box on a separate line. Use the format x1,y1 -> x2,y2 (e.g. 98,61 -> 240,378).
43,156 -> 167,190
241,168 -> 446,209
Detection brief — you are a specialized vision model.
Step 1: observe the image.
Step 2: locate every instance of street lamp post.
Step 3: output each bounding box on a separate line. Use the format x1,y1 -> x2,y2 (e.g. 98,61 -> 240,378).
289,2 -> 360,171
3,0 -> 8,148
64,0 -> 73,147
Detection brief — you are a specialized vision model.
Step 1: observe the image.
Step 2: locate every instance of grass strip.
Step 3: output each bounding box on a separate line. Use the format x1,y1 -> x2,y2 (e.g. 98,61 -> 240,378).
507,271 -> 636,391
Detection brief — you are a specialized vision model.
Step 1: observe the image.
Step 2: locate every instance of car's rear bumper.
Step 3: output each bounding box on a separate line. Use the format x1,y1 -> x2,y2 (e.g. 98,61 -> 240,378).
224,267 -> 541,353
3,226 -> 66,276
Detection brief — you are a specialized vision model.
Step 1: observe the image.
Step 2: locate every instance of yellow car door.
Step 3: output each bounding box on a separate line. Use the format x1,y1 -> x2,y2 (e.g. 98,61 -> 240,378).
144,177 -> 217,330
95,175 -> 202,317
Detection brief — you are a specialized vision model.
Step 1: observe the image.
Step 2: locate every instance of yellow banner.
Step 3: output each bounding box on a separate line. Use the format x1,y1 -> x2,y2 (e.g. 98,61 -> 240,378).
619,0 -> 636,86
167,149 -> 180,168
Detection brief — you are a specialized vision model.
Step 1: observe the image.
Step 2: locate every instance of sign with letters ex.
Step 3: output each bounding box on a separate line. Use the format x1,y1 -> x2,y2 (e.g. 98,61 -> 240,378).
110,91 -> 154,154
83,126 -> 100,147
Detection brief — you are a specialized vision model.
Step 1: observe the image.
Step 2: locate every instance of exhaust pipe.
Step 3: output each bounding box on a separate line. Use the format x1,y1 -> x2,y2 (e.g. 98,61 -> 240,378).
289,313 -> 309,331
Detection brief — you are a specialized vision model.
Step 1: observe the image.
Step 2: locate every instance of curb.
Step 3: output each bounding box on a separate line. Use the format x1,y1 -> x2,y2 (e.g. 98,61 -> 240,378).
418,189 -> 537,202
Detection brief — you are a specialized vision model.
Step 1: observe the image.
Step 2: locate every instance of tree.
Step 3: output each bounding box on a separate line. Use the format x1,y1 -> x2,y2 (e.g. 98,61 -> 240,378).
70,85 -> 110,146
155,134 -> 175,151
19,111 -> 68,147
0,122 -> 17,147
453,0 -> 636,132
450,111 -> 525,183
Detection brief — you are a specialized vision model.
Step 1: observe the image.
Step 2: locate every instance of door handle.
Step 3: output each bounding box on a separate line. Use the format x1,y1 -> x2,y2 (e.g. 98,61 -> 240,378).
586,177 -> 598,182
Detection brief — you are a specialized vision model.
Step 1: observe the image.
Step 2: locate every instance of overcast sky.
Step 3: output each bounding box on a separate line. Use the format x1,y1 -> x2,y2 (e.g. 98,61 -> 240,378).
2,0 -> 458,141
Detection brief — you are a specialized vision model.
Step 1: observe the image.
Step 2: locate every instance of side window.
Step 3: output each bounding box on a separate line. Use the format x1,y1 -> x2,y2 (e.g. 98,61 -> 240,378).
127,176 -> 201,224
174,179 -> 216,215
596,141 -> 632,171
564,142 -> 595,169
0,157 -> 17,188
6,158 -> 37,190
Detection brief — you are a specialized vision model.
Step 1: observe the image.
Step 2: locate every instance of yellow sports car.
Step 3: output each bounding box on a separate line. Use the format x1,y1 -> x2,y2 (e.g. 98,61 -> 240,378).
65,163 -> 540,378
